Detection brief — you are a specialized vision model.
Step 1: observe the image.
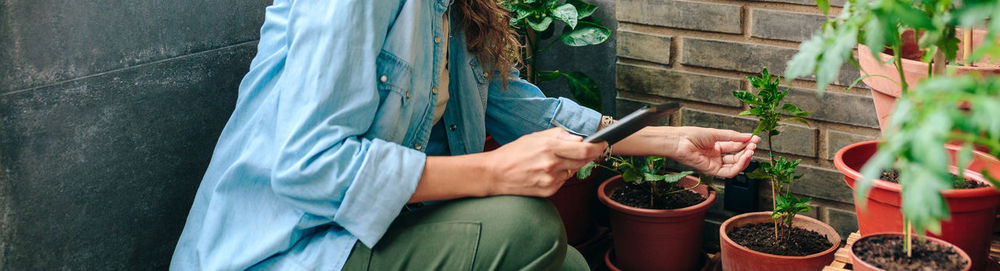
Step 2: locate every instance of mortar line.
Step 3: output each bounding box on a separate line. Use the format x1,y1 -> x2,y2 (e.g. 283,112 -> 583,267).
1,40 -> 260,98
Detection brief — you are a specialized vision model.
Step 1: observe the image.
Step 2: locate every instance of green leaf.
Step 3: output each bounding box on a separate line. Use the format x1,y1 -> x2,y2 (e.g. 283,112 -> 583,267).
737,110 -> 754,117
623,168 -> 642,184
536,70 -> 562,81
816,0 -> 829,15
783,117 -> 810,125
577,161 -> 596,179
644,173 -> 666,181
551,3 -> 579,29
733,91 -> 763,105
780,103 -> 811,117
561,71 -> 602,111
785,33 -> 823,84
956,144 -> 973,180
559,21 -> 611,46
661,171 -> 694,183
527,16 -> 553,32
746,167 -> 770,180
567,0 -> 598,19
892,2 -> 935,30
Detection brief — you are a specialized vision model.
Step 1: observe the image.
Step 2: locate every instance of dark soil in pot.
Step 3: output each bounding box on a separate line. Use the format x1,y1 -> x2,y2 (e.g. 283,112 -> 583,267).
879,169 -> 988,189
853,235 -> 969,271
608,183 -> 705,209
727,223 -> 833,256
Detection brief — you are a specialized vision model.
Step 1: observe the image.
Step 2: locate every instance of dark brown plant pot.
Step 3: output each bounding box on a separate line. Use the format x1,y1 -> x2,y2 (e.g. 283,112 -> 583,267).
849,233 -> 971,271
718,212 -> 841,271
857,30 -> 1000,133
597,174 -> 716,271
547,168 -> 601,245
834,140 -> 1000,271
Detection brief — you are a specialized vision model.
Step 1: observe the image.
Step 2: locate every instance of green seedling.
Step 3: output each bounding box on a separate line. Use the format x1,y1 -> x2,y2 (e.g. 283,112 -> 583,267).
579,156 -> 695,207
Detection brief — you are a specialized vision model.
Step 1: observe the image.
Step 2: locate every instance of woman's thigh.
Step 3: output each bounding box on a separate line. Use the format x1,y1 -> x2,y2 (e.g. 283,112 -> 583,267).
343,196 -> 586,270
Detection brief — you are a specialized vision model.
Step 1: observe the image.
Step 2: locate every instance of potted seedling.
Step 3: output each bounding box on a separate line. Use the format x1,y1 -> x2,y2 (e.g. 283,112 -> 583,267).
834,74 -> 1000,270
499,0 -> 613,246
786,0 -> 1000,132
719,69 -> 841,271
579,155 -> 715,271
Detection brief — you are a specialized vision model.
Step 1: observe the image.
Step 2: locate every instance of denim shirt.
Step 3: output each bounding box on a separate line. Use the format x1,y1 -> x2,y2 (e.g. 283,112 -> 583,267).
170,0 -> 601,270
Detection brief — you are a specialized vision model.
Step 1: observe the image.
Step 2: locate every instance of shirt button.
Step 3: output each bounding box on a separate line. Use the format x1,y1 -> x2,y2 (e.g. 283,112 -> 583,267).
482,72 -> 488,78
379,75 -> 388,83
449,124 -> 457,131
414,142 -> 423,150
432,87 -> 438,95
405,91 -> 410,99
434,36 -> 441,43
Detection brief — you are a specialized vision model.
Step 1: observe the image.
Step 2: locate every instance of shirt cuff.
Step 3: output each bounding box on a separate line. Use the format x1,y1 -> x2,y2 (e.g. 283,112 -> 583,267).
336,138 -> 425,247
549,97 -> 602,136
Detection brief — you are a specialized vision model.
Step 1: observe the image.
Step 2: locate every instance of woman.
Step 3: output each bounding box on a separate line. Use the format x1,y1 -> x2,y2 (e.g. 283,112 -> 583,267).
171,0 -> 760,270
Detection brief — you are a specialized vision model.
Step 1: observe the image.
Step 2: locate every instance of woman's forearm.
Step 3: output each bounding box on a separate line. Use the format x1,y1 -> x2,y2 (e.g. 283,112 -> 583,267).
409,153 -> 493,203
611,126 -> 680,157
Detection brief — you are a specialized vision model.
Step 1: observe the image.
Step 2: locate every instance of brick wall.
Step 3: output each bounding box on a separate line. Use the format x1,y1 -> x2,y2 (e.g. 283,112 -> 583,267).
613,0 -> 879,248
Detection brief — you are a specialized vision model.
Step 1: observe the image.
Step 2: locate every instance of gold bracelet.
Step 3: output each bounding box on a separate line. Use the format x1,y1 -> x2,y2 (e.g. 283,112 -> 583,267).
598,115 -> 615,160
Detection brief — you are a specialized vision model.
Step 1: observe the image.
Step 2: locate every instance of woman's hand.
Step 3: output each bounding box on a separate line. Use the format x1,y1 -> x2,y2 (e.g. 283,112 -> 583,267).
483,128 -> 607,197
614,126 -> 760,178
668,127 -> 760,178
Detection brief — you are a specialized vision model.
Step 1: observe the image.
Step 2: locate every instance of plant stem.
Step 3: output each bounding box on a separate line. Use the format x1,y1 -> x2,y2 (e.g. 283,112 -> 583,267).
893,42 -> 910,94
905,221 -> 913,257
766,134 -> 779,241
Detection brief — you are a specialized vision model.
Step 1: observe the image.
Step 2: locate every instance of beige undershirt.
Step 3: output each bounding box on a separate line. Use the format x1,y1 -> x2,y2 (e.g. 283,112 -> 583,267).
431,15 -> 450,125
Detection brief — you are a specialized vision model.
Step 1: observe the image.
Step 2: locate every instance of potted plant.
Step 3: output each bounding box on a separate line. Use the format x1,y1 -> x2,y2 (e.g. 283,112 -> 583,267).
849,233 -> 971,271
499,0 -> 613,246
833,74 -> 1000,270
578,155 -> 715,271
719,69 -> 841,271
785,0 -> 1000,132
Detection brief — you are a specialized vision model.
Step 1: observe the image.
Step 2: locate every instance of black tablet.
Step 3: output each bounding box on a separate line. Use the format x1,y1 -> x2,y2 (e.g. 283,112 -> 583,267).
584,102 -> 681,145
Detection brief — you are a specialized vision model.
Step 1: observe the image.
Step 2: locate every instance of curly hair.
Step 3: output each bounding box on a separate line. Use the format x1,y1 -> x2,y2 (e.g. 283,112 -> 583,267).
454,0 -> 520,87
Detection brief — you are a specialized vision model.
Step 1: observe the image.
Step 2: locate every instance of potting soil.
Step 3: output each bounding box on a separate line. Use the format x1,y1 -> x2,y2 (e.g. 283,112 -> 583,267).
609,183 -> 705,209
727,223 -> 832,256
852,235 -> 968,271
880,168 -> 988,189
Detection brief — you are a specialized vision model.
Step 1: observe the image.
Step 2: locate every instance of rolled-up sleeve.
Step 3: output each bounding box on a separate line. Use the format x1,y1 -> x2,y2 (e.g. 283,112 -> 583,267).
485,71 -> 602,144
268,0 -> 421,247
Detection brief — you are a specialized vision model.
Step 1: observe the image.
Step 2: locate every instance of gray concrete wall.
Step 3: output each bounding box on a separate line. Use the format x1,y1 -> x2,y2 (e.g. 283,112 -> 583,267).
0,0 -> 270,269
536,0 -> 618,116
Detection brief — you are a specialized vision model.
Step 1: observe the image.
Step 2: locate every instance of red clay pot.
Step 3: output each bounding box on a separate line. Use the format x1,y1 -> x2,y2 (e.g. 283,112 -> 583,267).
834,140 -> 1000,271
547,168 -> 601,246
858,30 -> 1000,133
849,233 -> 971,271
719,212 -> 841,271
598,174 -> 716,271
604,248 -> 712,271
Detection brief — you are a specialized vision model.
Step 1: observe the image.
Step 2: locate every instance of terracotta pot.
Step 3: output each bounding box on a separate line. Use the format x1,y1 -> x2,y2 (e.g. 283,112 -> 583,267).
858,30 -> 1000,133
718,212 -> 841,271
849,233 -> 971,271
547,168 -> 601,245
834,140 -> 1000,271
598,174 -> 716,271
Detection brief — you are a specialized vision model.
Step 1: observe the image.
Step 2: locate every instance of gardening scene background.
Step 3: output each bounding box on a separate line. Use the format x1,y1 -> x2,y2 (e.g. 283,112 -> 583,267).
0,0 -> 876,269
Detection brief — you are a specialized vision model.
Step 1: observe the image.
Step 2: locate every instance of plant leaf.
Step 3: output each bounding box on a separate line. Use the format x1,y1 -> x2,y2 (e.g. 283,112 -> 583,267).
783,117 -> 810,125
559,20 -> 610,46
661,171 -> 694,183
551,3 -> 579,29
733,91 -> 763,105
577,161 -> 596,179
561,71 -> 602,111
623,168 -> 642,184
817,0 -> 829,15
527,16 -> 553,32
780,103 -> 812,117
567,0 -> 598,19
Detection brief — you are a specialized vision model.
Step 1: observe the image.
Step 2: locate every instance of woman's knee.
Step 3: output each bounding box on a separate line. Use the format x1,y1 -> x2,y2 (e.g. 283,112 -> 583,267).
469,196 -> 568,269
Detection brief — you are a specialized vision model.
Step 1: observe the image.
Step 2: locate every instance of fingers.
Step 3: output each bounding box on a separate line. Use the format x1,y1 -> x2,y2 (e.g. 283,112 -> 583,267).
718,144 -> 756,177
546,129 -> 606,160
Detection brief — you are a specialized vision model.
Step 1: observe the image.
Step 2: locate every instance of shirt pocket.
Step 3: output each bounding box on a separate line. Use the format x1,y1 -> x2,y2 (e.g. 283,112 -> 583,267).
376,51 -> 413,102
469,57 -> 488,85
372,50 -> 414,143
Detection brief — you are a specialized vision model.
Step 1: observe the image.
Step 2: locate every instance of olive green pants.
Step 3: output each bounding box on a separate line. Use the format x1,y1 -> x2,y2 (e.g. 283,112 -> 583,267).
343,196 -> 589,270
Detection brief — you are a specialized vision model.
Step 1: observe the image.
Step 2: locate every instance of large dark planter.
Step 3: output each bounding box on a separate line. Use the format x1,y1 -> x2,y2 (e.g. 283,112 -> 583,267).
849,233 -> 971,271
834,140 -> 1000,271
547,168 -> 601,246
718,212 -> 841,271
597,174 -> 715,271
